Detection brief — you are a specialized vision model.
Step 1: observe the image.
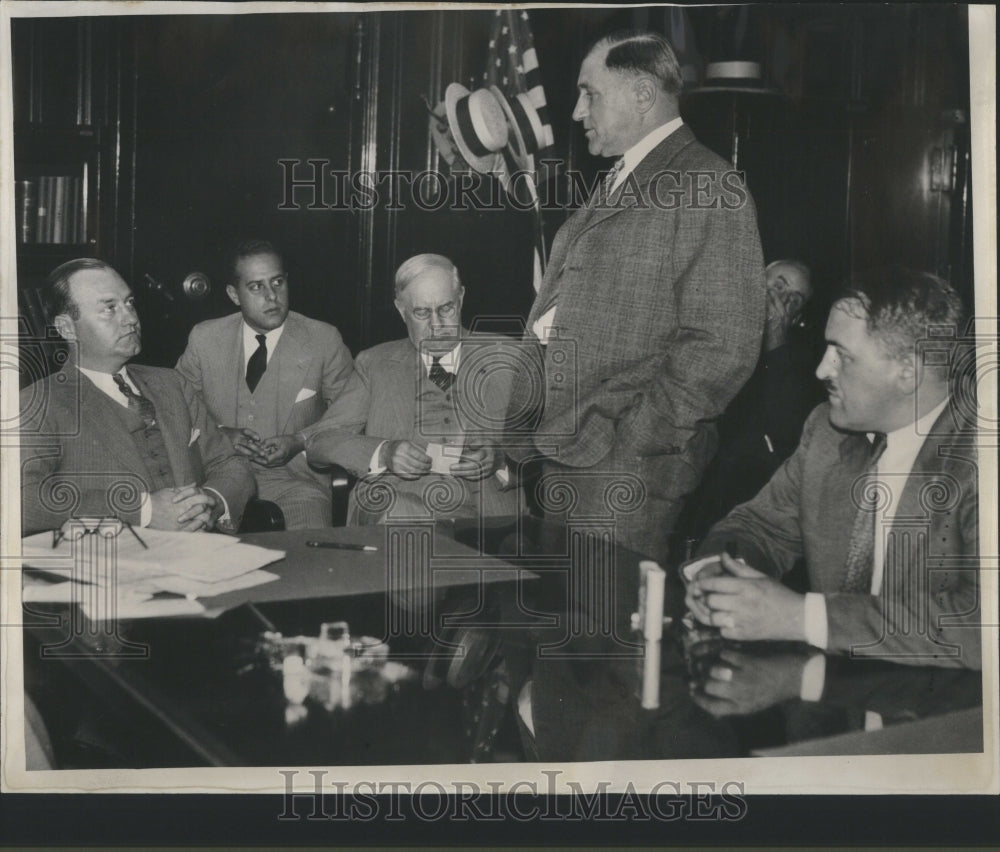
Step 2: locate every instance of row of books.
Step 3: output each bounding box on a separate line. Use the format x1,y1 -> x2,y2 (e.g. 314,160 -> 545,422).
16,176 -> 88,244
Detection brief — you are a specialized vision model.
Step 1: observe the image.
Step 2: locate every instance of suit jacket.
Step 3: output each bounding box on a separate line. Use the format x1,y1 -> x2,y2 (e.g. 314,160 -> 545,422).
176,310 -> 354,486
507,125 -> 766,558
305,333 -> 520,522
20,364 -> 255,534
701,402 -> 981,669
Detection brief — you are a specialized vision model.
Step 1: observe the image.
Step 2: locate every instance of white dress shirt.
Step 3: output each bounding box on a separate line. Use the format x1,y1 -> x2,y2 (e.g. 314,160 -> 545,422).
799,397 -> 950,701
532,118 -> 685,345
241,321 -> 285,372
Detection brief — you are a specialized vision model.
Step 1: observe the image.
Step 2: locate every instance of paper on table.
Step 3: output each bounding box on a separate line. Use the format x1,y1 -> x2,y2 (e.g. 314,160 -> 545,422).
80,589 -> 205,621
20,529 -> 284,583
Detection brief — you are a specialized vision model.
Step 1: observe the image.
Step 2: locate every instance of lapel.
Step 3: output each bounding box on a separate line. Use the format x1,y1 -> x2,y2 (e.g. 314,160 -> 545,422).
76,367 -> 152,476
129,365 -> 193,484
576,124 -> 696,240
819,430 -> 874,589
372,339 -> 420,433
889,401 -> 963,526
211,314 -> 244,424
273,314 -> 313,432
528,125 -> 696,326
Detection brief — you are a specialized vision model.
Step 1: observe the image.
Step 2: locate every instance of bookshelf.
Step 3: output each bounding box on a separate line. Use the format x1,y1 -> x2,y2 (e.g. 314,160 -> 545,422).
12,17 -> 131,384
12,21 -> 126,320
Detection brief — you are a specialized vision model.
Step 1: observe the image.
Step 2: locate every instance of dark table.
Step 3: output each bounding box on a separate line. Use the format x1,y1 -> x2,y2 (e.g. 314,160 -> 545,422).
21,517 -> 983,768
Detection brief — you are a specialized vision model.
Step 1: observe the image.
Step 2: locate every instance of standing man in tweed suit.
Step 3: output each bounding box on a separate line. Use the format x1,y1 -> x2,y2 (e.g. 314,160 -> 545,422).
506,30 -> 766,562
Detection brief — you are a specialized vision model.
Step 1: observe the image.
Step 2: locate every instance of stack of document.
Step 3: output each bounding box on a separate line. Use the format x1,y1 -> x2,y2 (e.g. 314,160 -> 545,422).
20,529 -> 284,620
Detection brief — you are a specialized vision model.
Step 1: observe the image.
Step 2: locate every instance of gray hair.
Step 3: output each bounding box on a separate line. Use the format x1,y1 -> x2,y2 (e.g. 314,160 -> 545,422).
394,253 -> 460,298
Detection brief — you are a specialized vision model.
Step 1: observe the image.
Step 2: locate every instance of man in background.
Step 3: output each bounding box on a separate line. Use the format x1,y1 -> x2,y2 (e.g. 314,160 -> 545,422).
505,30 -> 766,563
176,238 -> 354,528
684,259 -> 823,538
20,259 -> 253,535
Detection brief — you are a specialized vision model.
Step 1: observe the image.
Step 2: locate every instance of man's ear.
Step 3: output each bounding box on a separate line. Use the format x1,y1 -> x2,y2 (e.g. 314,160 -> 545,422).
632,76 -> 656,114
394,299 -> 406,323
895,354 -> 918,394
53,313 -> 76,341
226,284 -> 241,308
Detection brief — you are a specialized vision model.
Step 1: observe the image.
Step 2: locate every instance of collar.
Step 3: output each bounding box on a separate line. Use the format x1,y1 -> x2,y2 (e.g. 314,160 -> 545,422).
420,342 -> 461,374
78,364 -> 137,406
617,117 -> 684,187
877,395 -> 950,456
242,320 -> 285,364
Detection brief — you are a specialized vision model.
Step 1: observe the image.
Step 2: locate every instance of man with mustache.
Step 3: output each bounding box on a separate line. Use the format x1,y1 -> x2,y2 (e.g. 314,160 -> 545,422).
20,259 -> 254,534
685,267 -> 981,679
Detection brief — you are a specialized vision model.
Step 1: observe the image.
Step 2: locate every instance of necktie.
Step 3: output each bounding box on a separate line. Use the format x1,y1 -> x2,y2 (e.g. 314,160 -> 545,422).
245,333 -> 267,392
841,433 -> 889,593
113,373 -> 156,427
429,356 -> 455,392
603,157 -> 625,199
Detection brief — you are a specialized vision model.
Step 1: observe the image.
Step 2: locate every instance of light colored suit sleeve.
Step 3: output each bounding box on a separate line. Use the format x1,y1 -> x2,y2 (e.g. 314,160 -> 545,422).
298,324 -> 355,441
175,325 -> 206,398
177,374 -> 256,530
302,350 -> 384,475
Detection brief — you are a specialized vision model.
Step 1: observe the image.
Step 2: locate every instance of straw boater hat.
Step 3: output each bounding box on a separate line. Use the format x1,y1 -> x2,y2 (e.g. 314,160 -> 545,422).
489,85 -> 554,172
444,83 -> 509,174
696,61 -> 777,95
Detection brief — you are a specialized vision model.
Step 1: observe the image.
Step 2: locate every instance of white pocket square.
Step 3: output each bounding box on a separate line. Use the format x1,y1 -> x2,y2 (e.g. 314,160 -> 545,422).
188,428 -> 201,447
295,388 -> 317,403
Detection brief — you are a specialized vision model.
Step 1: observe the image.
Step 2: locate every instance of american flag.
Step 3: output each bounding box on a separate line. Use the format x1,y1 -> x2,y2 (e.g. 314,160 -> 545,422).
483,9 -> 552,290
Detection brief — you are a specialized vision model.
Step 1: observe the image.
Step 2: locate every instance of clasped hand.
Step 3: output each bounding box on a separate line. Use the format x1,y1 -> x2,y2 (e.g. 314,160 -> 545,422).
148,482 -> 217,532
221,427 -> 303,468
690,648 -> 807,717
684,551 -> 806,642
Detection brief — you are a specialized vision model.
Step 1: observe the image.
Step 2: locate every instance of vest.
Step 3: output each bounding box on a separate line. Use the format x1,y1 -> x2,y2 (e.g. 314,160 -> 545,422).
114,401 -> 175,493
416,367 -> 466,447
235,350 -> 282,438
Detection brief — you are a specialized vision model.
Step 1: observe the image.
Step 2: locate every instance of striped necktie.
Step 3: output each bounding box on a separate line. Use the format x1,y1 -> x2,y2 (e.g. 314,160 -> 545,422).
603,157 -> 625,198
841,432 -> 889,593
113,373 -> 156,427
429,356 -> 455,392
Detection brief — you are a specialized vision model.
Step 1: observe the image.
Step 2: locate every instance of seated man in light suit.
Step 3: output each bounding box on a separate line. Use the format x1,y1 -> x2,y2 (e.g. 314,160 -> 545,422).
176,238 -> 354,528
685,268 -> 981,691
255,254 -> 519,524
20,259 -> 254,535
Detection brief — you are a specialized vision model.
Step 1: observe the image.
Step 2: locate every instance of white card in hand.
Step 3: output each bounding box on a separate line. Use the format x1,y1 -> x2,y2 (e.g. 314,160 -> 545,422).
425,441 -> 464,475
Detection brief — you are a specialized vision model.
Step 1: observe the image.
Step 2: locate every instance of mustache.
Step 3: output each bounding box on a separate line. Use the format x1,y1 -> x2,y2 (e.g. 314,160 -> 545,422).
823,380 -> 837,394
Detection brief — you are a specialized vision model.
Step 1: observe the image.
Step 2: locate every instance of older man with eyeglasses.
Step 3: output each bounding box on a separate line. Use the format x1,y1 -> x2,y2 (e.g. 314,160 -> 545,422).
257,254 -> 520,524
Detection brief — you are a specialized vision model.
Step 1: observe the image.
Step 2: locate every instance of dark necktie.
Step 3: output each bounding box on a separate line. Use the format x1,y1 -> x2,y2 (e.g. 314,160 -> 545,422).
113,372 -> 156,427
245,333 -> 267,392
841,432 -> 889,593
429,356 -> 455,392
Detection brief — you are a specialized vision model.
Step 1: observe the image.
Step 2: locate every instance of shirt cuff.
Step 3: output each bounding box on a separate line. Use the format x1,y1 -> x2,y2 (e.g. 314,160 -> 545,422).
140,492 -> 151,527
803,592 -> 829,650
369,441 -> 387,475
495,465 -> 510,486
203,486 -> 231,525
799,653 -> 826,701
